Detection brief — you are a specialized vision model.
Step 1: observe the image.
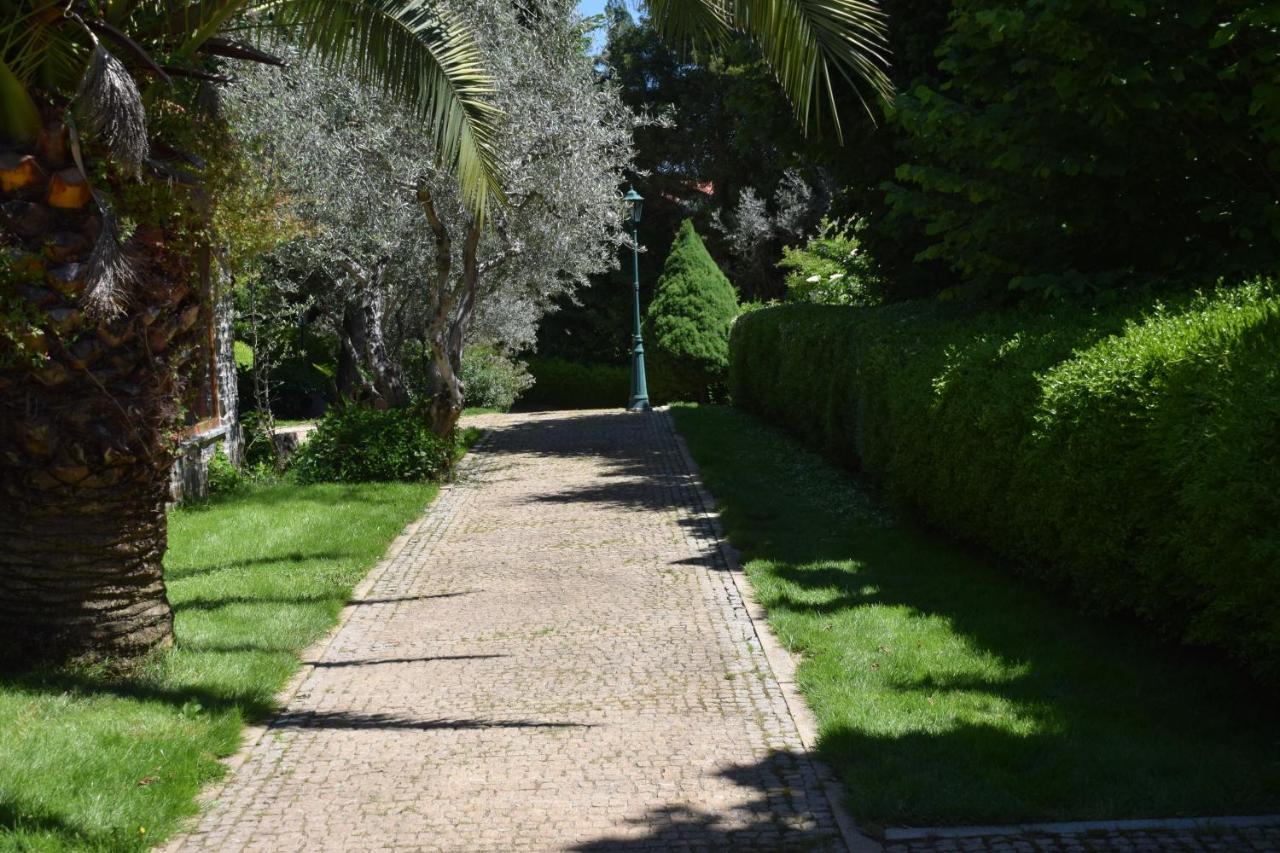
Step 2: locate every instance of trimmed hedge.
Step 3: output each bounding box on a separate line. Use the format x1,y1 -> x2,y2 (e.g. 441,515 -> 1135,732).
730,282 -> 1280,683
522,356 -> 694,409
521,357 -> 631,410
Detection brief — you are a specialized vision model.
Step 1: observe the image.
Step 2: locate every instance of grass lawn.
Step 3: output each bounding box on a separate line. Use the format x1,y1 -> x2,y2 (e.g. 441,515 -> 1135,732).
0,480 -> 439,852
671,404 -> 1280,833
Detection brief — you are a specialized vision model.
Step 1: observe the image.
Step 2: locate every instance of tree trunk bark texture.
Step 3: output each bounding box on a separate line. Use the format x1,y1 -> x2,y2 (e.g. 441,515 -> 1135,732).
336,309 -> 373,404
337,258 -> 408,410
0,132 -> 201,667
415,181 -> 485,439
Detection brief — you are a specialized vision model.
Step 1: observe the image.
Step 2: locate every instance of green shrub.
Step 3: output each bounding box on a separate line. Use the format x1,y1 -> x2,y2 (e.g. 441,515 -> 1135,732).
205,447 -> 244,496
730,281 -> 1280,683
291,407 -> 452,483
521,357 -> 631,409
460,347 -> 534,411
778,217 -> 880,306
646,220 -> 739,402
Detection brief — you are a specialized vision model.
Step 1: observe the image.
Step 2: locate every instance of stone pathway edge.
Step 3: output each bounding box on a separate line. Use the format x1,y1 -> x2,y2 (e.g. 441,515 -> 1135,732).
176,427 -> 499,825
885,815 -> 1280,842
663,407 -> 881,853
665,407 -> 1280,852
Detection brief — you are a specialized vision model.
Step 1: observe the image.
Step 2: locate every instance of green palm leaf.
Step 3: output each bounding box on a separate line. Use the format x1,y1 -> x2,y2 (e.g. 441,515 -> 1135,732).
645,0 -> 730,54
647,0 -> 892,140
2,0 -> 504,217
270,0 -> 504,218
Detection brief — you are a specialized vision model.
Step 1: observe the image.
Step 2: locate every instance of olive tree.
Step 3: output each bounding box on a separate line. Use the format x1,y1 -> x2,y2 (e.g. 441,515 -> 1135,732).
228,0 -> 638,432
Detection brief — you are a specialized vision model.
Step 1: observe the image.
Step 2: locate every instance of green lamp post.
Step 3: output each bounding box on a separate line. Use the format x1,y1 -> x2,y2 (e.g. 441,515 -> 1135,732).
624,187 -> 651,412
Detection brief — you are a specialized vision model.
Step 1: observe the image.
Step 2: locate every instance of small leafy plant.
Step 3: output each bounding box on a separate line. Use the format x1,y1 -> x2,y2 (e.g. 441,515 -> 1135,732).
205,447 -> 244,496
291,407 -> 453,483
460,347 -> 534,410
778,217 -> 880,306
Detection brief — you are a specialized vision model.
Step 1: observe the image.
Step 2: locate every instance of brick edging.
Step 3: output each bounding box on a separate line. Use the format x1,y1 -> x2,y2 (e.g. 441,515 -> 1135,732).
884,814 -> 1280,842
659,407 -> 883,853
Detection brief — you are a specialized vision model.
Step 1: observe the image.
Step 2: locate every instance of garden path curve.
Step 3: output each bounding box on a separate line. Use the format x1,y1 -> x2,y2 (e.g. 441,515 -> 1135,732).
165,409 -> 849,852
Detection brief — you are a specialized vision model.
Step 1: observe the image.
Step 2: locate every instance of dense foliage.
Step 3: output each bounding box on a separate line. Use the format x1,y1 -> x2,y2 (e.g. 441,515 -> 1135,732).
227,2 -> 636,428
778,218 -> 880,306
292,408 -> 453,483
730,284 -> 1280,683
646,220 -> 739,401
459,347 -> 534,411
885,0 -> 1280,297
534,3 -> 832,362
521,358 -> 632,410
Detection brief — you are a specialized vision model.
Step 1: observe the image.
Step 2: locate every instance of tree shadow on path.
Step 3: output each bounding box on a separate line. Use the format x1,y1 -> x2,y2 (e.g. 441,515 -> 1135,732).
569,749 -> 847,852
666,404 -> 1280,830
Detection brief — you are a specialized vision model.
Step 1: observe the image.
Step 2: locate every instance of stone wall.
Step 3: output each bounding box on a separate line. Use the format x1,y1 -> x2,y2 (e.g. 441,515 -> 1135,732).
169,258 -> 242,504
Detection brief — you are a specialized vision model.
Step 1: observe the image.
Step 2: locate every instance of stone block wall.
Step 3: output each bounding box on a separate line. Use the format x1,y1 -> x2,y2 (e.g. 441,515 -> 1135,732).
169,258 -> 242,504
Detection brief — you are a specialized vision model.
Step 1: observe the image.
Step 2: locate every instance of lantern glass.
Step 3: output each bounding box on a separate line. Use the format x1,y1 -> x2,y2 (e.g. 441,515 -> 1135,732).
624,187 -> 644,225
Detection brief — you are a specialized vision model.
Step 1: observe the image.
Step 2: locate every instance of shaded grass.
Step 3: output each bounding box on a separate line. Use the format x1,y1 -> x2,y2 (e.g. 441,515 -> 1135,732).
457,425 -> 485,456
0,481 -> 438,852
671,404 -> 1280,833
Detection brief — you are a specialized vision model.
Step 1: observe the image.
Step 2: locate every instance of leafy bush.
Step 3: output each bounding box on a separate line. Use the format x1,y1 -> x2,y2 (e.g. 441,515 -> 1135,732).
778,217 -> 880,306
521,357 -> 632,410
646,220 -> 739,402
730,281 -> 1280,683
291,407 -> 452,483
205,447 -> 244,496
459,347 -> 534,410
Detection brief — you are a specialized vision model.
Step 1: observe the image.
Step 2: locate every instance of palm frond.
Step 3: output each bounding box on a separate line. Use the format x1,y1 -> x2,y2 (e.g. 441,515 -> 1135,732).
169,0 -> 255,59
82,193 -> 137,319
2,3 -> 86,114
269,0 -> 504,219
649,0 -> 892,140
76,44 -> 149,172
645,0 -> 730,55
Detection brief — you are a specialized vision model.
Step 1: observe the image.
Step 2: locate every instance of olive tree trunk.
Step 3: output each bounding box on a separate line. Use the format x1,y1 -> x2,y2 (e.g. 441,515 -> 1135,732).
413,181 -> 521,438
416,181 -> 472,437
338,257 -> 408,409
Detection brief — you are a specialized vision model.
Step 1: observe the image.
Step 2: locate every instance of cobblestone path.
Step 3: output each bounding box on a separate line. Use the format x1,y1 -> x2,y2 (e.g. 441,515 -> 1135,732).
166,410 -> 846,853
164,409 -> 1280,853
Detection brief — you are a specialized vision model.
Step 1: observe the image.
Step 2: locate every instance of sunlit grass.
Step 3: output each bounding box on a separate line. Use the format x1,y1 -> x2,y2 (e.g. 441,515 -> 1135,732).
672,404 -> 1280,833
0,481 -> 438,851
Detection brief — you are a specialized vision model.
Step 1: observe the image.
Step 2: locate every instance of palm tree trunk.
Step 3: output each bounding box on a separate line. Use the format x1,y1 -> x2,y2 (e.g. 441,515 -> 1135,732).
0,134 -> 200,668
0,463 -> 175,665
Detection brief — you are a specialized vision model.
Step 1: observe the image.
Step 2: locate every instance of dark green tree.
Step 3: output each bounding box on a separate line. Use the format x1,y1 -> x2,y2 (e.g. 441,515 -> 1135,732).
885,0 -> 1280,298
647,220 -> 739,401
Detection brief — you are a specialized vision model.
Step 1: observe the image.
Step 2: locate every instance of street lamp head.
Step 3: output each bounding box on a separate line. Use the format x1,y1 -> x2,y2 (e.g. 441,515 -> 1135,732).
624,186 -> 644,225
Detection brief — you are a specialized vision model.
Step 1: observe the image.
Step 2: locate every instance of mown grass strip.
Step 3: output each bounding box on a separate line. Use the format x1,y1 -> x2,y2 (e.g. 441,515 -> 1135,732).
671,403 -> 1280,833
0,480 -> 438,852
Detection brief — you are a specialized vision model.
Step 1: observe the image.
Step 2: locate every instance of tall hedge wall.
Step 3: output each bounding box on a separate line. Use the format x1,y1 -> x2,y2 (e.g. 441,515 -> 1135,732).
729,283 -> 1280,683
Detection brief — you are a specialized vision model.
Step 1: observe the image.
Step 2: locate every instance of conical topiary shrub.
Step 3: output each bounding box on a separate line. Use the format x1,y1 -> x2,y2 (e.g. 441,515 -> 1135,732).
646,219 -> 739,402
